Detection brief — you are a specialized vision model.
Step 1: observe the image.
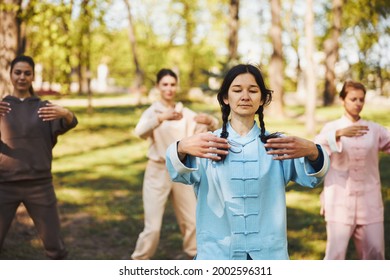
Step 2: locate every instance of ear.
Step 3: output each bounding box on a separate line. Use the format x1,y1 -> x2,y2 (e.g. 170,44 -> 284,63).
259,99 -> 264,107
223,96 -> 229,105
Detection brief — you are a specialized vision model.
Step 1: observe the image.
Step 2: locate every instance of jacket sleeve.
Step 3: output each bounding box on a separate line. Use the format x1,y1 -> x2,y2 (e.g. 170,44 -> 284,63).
50,111 -> 78,146
314,122 -> 342,156
283,144 -> 330,188
377,123 -> 390,153
165,141 -> 201,186
194,115 -> 219,133
134,106 -> 160,139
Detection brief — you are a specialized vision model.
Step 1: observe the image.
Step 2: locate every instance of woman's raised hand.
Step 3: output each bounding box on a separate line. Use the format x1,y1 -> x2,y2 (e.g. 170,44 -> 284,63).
177,133 -> 229,161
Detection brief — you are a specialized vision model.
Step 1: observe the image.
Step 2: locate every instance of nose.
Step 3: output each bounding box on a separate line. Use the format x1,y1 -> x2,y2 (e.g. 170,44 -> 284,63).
241,90 -> 250,100
166,85 -> 175,91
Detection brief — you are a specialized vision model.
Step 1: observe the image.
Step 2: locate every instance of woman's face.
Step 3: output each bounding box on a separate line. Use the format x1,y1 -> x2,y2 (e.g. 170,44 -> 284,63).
10,62 -> 34,95
223,73 -> 263,119
342,87 -> 365,120
157,75 -> 177,103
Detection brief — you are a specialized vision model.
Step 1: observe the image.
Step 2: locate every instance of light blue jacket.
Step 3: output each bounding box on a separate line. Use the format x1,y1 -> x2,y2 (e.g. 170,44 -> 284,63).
166,122 -> 329,260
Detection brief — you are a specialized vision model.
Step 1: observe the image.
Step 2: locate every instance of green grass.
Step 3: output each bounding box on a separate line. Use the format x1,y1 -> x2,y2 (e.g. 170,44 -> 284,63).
0,98 -> 389,260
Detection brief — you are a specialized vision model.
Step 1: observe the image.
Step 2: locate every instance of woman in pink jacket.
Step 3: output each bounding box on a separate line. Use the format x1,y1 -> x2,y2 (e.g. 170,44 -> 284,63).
315,80 -> 390,259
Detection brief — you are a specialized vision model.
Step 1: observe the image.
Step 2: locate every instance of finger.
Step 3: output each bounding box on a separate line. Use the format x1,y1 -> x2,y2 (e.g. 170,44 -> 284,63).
205,141 -> 230,150
38,111 -> 54,117
38,113 -> 57,120
201,153 -> 222,161
206,147 -> 229,156
264,143 -> 293,150
264,137 -> 289,143
206,135 -> 229,144
271,154 -> 291,160
0,107 -> 11,113
267,148 -> 293,156
38,107 -> 54,113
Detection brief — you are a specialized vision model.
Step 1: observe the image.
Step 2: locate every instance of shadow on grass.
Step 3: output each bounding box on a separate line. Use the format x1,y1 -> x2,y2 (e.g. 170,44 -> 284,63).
1,105 -> 389,260
287,206 -> 327,260
0,170 -> 186,260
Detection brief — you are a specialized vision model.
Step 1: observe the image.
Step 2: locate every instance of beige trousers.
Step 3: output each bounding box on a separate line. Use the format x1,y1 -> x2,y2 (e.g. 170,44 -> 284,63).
131,160 -> 197,260
324,221 -> 385,260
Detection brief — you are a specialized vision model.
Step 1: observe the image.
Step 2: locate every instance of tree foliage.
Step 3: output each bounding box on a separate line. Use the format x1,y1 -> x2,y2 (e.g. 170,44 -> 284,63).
339,0 -> 390,93
0,0 -> 389,99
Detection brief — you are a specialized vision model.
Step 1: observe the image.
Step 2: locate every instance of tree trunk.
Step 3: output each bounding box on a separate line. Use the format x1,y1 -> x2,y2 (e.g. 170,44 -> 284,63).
123,0 -> 144,103
323,0 -> 343,106
59,0 -> 74,95
0,0 -> 22,97
267,0 -> 284,118
183,1 -> 195,88
78,0 -> 93,113
304,0 -> 317,136
285,0 -> 304,103
228,0 -> 239,63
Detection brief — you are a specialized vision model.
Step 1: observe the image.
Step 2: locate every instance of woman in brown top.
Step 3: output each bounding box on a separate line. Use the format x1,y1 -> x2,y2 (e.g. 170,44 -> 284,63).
0,55 -> 78,259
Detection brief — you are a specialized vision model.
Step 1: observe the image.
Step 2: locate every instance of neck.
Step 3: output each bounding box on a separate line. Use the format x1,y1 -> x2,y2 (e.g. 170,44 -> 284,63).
12,91 -> 31,99
345,112 -> 360,122
160,99 -> 175,108
229,116 -> 254,136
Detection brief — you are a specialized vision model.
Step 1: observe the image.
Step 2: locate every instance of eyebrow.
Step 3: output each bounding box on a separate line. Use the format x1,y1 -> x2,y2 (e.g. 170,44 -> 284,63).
231,84 -> 259,88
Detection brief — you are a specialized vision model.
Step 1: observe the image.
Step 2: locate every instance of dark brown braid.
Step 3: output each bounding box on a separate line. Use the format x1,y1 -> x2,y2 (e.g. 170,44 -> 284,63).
257,106 -> 267,143
217,95 -> 230,161
220,104 -> 230,139
257,106 -> 281,146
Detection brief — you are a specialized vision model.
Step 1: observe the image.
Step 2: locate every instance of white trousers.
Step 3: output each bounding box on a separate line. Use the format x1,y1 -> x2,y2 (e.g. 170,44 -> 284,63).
131,160 -> 197,260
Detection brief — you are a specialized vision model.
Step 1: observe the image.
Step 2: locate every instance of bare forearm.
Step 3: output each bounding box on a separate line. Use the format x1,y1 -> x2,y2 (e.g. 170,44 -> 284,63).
63,108 -> 75,125
306,142 -> 319,161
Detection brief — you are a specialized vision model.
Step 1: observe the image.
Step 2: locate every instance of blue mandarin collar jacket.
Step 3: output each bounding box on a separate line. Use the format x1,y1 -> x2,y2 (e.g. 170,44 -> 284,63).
166,122 -> 329,260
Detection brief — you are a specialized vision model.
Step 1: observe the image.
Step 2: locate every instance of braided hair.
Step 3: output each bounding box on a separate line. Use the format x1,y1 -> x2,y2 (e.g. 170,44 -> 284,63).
216,64 -> 280,161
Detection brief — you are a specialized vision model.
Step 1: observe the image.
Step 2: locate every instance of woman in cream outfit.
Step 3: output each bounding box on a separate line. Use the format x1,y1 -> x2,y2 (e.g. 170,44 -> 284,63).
131,69 -> 218,260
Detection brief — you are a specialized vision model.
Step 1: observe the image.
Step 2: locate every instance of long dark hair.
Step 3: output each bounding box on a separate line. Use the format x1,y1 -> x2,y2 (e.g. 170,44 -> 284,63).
10,55 -> 36,96
216,64 -> 280,161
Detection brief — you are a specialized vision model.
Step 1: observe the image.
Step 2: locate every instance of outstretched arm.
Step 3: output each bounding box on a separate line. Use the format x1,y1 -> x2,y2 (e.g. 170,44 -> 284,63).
177,132 -> 230,161
335,125 -> 368,140
38,103 -> 75,125
264,136 -> 319,161
194,113 -> 219,131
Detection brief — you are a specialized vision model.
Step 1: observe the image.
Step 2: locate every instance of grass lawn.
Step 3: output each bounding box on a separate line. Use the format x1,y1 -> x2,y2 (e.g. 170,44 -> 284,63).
1,96 -> 389,260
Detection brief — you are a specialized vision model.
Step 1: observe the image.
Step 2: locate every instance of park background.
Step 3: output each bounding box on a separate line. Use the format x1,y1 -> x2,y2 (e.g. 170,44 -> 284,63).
0,0 -> 389,259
